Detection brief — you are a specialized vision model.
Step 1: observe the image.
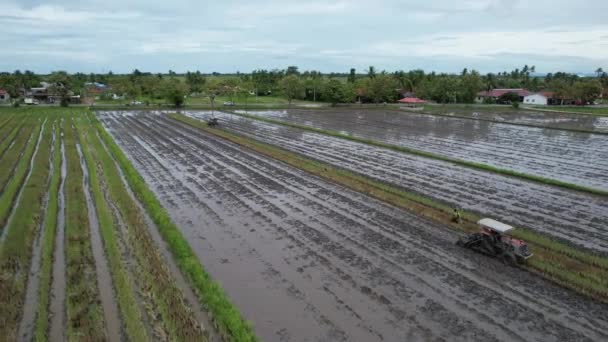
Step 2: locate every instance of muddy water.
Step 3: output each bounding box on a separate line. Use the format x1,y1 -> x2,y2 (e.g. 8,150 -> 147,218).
76,143 -> 122,341
234,109 -> 608,191
49,133 -> 67,342
97,111 -> 608,342
17,126 -> 55,341
184,111 -> 608,254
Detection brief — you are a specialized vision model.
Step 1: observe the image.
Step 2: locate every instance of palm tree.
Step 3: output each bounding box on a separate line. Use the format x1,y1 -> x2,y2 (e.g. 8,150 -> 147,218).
367,66 -> 376,79
596,67 -> 604,78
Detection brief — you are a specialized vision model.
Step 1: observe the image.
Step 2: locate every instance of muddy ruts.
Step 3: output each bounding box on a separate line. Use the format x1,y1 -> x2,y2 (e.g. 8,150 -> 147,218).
98,111 -> 608,342
185,110 -> 608,254
232,109 -> 608,191
0,118 -> 49,339
62,123 -> 106,340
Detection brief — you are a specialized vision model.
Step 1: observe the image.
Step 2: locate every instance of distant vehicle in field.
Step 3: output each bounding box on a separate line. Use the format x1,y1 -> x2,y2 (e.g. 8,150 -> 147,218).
457,218 -> 533,265
130,100 -> 143,105
223,101 -> 235,106
24,98 -> 39,105
207,117 -> 219,127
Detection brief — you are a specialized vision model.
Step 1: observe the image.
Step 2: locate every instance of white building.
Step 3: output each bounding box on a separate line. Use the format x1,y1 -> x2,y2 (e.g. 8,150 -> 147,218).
524,93 -> 548,105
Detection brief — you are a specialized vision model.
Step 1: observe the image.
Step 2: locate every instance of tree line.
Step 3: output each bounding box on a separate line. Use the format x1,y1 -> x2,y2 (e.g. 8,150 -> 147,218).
1,65 -> 606,107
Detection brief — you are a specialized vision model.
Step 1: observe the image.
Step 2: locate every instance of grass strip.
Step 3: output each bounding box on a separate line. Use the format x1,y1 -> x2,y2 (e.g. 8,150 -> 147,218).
92,112 -> 258,342
34,121 -> 61,341
75,118 -> 148,341
0,117 -> 52,340
171,113 -> 608,302
63,119 -> 106,341
0,119 -> 41,230
82,116 -> 209,340
225,110 -> 608,197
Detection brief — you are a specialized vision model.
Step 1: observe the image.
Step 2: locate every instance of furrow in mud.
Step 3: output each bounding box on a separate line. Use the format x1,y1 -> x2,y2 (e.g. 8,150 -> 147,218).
17,126 -> 55,341
98,111 -> 608,342
181,111 -> 608,254
49,133 -> 67,342
76,143 -> 122,341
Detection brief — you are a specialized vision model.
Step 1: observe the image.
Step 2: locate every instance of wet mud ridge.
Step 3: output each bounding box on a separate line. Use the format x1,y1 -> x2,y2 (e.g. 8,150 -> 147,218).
98,111 -> 608,342
184,111 -> 608,254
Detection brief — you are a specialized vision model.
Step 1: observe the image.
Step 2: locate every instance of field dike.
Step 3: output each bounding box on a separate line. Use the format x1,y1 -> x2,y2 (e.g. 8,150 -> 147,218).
90,112 -> 258,341
223,110 -> 608,197
169,113 -> 608,303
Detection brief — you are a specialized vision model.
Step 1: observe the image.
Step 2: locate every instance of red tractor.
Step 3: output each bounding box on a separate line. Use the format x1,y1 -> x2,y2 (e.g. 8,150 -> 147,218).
457,218 -> 533,265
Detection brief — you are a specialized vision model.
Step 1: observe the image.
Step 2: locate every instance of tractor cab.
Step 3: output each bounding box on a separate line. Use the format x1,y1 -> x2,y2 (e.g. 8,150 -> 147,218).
457,218 -> 533,264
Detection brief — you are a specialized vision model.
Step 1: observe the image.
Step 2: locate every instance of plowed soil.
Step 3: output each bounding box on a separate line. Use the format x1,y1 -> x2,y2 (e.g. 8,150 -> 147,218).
98,111 -> 608,342
184,111 -> 608,254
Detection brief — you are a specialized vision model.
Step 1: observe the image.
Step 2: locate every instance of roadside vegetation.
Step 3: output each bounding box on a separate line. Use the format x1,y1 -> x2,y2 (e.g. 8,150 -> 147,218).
171,113 -> 608,302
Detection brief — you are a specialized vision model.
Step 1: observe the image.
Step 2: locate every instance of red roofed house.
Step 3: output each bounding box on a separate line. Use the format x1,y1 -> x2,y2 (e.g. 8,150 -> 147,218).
398,97 -> 426,108
476,89 -> 532,103
0,89 -> 10,103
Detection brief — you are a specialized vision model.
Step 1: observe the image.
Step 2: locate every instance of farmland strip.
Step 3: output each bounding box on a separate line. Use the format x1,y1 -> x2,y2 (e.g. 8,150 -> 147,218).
0,117 -> 51,340
34,122 -> 62,341
48,128 -> 67,342
17,122 -> 56,341
0,119 -> 33,195
75,141 -> 122,341
63,121 -> 106,341
225,110 -> 608,196
169,113 -> 608,302
92,112 -> 258,341
0,119 -> 43,237
0,119 -> 25,161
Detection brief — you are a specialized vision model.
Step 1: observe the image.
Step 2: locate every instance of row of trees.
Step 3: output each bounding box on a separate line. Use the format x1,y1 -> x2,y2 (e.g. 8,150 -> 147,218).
1,65 -> 606,107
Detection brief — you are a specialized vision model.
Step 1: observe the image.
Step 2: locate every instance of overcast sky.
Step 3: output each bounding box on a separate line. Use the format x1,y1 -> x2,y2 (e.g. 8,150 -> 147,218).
1,0 -> 607,74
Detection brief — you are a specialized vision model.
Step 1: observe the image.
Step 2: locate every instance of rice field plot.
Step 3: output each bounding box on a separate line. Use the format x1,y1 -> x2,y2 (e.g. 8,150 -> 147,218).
178,110 -> 608,255
231,108 -> 608,191
419,105 -> 608,133
98,110 -> 608,342
0,108 -> 219,341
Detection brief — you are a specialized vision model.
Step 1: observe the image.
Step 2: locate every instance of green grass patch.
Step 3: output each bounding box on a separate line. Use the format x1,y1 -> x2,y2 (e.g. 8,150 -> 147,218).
171,113 -> 608,302
75,118 -> 148,341
0,117 -> 52,340
92,112 -> 258,342
34,122 -> 62,342
225,110 -> 608,197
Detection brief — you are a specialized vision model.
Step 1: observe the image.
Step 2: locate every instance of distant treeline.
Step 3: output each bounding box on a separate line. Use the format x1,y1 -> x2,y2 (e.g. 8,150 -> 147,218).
1,65 -> 606,106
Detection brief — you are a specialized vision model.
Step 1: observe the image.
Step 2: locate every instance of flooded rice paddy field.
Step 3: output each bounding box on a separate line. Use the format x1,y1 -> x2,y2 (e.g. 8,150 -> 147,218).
234,109 -> 608,190
419,106 -> 608,133
98,111 -> 608,342
185,111 -> 608,254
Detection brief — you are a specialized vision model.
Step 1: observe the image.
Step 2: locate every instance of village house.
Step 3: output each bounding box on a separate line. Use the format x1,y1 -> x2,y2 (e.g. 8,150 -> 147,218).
0,89 -> 10,102
523,92 -> 560,106
476,89 -> 532,103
